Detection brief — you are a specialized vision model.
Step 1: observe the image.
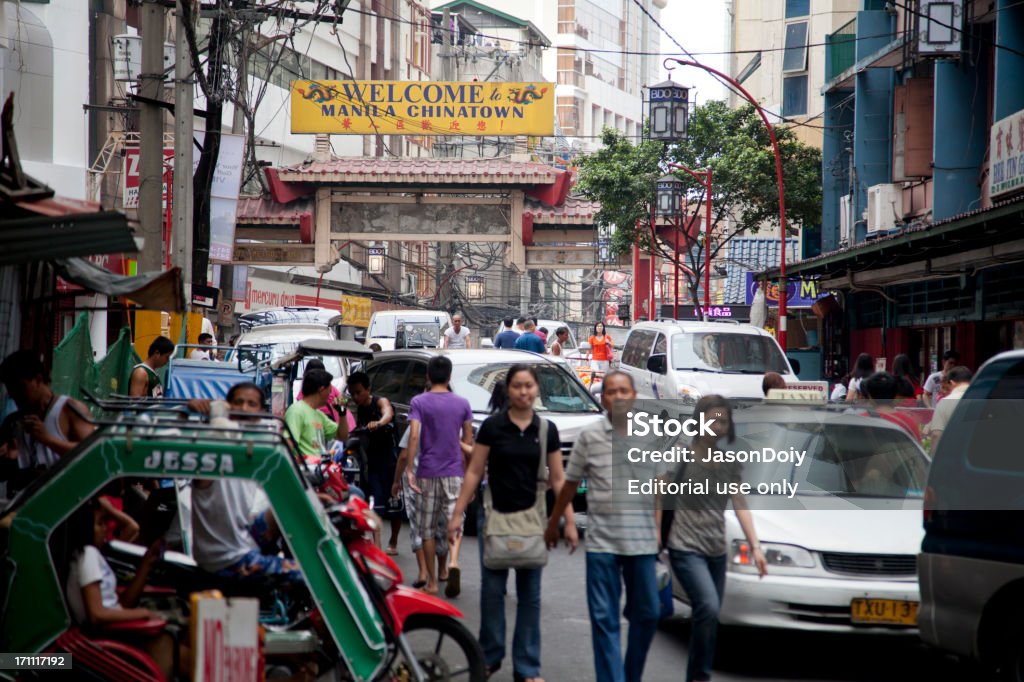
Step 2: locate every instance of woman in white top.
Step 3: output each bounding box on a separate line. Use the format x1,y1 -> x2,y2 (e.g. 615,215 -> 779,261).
845,353 -> 875,402
65,498 -> 176,678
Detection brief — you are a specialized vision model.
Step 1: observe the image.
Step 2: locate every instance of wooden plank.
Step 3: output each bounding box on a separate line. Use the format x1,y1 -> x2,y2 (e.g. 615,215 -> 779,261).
234,244 -> 314,265
235,227 -> 300,240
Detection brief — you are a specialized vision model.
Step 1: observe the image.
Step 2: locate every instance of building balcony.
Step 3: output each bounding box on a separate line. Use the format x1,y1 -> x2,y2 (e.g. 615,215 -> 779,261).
826,18 -> 856,83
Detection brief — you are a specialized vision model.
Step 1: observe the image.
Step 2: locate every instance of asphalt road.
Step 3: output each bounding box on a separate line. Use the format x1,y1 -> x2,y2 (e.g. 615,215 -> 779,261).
385,526 -> 988,682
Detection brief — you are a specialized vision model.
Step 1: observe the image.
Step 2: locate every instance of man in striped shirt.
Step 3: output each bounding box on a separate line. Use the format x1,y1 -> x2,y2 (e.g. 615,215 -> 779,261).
546,371 -> 661,682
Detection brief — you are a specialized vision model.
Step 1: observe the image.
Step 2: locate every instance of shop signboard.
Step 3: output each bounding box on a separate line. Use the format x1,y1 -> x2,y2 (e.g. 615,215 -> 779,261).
745,273 -> 828,308
290,80 -> 555,136
122,147 -> 174,209
989,107 -> 1024,199
661,304 -> 752,321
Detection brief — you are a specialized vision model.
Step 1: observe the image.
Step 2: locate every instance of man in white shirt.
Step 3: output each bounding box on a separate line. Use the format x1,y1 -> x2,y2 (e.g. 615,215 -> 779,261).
924,350 -> 960,407
190,333 -> 215,360
927,365 -> 972,454
442,314 -> 471,349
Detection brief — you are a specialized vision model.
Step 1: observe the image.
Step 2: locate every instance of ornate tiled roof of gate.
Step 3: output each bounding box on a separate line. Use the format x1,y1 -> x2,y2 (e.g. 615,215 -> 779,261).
276,157 -> 562,185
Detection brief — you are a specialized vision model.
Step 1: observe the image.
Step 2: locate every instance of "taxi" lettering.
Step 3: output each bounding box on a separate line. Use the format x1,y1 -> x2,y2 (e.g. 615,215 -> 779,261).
142,450 -> 235,475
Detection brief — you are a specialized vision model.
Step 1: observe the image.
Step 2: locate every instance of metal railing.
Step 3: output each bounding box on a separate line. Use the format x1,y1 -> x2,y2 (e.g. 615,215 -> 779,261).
827,18 -> 857,82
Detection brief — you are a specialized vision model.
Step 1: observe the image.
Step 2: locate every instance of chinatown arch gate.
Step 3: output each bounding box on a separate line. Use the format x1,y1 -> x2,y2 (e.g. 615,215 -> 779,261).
237,158 -> 623,274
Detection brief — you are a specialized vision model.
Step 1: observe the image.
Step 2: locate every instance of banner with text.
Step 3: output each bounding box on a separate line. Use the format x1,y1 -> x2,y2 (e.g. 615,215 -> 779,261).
290,80 -> 555,136
990,107 -> 1024,199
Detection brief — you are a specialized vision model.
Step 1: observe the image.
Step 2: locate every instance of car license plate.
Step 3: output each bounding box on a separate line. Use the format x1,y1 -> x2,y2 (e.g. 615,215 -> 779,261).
850,598 -> 918,625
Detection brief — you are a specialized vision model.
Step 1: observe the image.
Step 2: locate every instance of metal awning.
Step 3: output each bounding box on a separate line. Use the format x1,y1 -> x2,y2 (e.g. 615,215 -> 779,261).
764,199 -> 1024,288
54,258 -> 185,312
0,210 -> 138,266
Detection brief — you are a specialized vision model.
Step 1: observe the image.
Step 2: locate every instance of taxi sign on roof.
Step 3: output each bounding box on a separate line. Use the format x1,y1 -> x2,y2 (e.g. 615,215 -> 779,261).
765,388 -> 827,403
784,381 -> 829,398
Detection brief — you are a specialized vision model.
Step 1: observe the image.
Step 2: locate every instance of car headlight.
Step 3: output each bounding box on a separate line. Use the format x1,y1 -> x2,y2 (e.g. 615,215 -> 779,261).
678,385 -> 703,405
731,540 -> 815,570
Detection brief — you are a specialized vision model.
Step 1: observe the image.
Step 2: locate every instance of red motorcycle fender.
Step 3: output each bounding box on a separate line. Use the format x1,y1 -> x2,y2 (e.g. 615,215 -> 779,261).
385,586 -> 465,634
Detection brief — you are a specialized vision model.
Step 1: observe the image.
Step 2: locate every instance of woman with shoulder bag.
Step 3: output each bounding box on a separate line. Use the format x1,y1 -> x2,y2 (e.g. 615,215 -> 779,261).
448,364 -> 577,682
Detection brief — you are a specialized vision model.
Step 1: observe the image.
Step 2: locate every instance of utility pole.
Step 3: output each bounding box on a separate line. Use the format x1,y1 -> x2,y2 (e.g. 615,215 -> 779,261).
138,0 -> 166,272
172,0 -> 194,292
219,20 -> 250,334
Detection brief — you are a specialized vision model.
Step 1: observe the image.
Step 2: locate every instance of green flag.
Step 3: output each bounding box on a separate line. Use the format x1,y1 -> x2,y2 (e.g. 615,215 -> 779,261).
51,313 -> 95,401
94,326 -> 141,402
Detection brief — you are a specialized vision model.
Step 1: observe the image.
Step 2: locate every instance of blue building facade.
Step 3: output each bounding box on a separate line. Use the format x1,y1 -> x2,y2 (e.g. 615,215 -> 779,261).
777,1 -> 1024,382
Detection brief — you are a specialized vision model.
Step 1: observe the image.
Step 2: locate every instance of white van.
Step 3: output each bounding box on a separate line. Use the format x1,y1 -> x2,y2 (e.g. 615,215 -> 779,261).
361,310 -> 452,351
619,320 -> 798,402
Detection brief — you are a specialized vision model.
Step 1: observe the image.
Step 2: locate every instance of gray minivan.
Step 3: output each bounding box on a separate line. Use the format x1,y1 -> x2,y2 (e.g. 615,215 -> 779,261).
919,350 -> 1024,678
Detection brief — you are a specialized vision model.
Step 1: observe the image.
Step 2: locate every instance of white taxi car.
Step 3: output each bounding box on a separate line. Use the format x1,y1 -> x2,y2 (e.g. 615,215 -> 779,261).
671,400 -> 929,634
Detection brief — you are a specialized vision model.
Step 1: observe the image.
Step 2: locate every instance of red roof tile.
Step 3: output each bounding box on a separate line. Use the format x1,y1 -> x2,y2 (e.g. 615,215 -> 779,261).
276,158 -> 561,185
524,195 -> 600,224
236,196 -> 313,224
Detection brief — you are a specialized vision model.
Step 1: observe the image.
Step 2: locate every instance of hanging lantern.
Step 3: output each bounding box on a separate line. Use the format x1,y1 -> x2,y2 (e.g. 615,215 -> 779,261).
655,174 -> 684,217
367,246 -> 386,274
648,80 -> 689,142
466,274 -> 485,300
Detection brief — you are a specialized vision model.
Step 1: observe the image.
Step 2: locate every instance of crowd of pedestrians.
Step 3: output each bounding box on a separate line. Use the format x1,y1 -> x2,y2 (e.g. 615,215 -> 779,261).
830,349 -> 973,453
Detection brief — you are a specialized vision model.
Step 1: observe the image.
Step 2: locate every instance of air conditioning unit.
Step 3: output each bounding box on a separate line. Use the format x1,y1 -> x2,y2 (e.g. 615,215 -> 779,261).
867,183 -> 902,234
839,194 -> 852,245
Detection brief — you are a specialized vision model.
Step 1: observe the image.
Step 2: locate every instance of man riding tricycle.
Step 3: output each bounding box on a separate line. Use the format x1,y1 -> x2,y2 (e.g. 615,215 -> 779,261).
0,381 -> 485,681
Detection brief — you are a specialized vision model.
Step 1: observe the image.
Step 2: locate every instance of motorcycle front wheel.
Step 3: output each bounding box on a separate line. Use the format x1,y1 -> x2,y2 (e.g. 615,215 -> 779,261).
387,614 -> 486,682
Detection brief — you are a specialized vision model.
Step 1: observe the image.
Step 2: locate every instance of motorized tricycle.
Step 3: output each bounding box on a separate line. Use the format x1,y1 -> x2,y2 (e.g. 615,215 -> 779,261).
0,401 -> 485,681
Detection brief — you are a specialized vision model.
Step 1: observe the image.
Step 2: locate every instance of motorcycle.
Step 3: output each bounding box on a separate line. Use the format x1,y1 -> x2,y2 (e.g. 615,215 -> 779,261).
323,493 -> 486,681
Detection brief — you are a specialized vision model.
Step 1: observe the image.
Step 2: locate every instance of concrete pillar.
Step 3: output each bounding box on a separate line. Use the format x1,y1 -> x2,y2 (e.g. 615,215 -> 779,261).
932,43 -> 989,220
995,0 -> 1024,120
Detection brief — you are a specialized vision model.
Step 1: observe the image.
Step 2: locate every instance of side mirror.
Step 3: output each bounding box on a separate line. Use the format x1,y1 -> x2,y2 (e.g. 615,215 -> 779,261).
354,329 -> 367,344
788,358 -> 801,376
481,337 -> 494,348
580,342 -> 592,352
646,353 -> 667,375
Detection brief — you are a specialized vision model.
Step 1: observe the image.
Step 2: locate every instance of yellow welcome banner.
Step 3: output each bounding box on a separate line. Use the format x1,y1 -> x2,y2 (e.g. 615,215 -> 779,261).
290,80 -> 554,136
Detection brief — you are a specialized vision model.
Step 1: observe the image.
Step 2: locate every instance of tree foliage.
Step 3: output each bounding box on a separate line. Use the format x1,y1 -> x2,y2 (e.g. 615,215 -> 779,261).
574,101 -> 822,302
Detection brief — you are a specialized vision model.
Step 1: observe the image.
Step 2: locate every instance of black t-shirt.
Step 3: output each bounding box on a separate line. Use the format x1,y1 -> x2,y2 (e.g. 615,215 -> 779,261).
476,411 -> 561,513
356,395 -> 396,469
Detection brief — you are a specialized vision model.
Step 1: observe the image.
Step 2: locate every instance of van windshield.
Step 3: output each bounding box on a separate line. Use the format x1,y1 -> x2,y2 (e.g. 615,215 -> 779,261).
237,343 -> 343,378
671,332 -> 790,374
370,313 -> 447,338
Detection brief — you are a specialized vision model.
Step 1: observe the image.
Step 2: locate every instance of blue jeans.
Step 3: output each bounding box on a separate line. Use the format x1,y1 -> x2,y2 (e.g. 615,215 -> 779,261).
668,550 -> 727,682
477,506 -> 543,677
585,552 -> 661,682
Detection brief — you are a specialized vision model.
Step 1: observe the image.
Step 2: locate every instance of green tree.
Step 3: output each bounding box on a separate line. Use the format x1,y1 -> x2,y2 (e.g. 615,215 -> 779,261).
574,101 -> 822,306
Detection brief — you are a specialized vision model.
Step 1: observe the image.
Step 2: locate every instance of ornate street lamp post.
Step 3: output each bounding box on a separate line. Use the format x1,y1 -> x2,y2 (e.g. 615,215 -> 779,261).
661,58 -> 790,350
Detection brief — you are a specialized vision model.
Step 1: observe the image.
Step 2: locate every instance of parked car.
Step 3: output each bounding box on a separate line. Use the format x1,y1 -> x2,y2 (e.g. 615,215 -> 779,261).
361,310 -> 452,351
918,350 -> 1024,676
619,320 -> 798,402
233,323 -> 348,399
361,349 -> 604,534
672,402 -> 930,633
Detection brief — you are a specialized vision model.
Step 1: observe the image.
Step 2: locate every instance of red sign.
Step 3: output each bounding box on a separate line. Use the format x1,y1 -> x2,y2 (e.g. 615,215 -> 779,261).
56,254 -> 131,293
123,146 -> 175,209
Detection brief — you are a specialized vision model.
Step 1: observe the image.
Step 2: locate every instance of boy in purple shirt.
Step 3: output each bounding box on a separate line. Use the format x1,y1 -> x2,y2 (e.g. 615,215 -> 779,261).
405,355 -> 474,595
